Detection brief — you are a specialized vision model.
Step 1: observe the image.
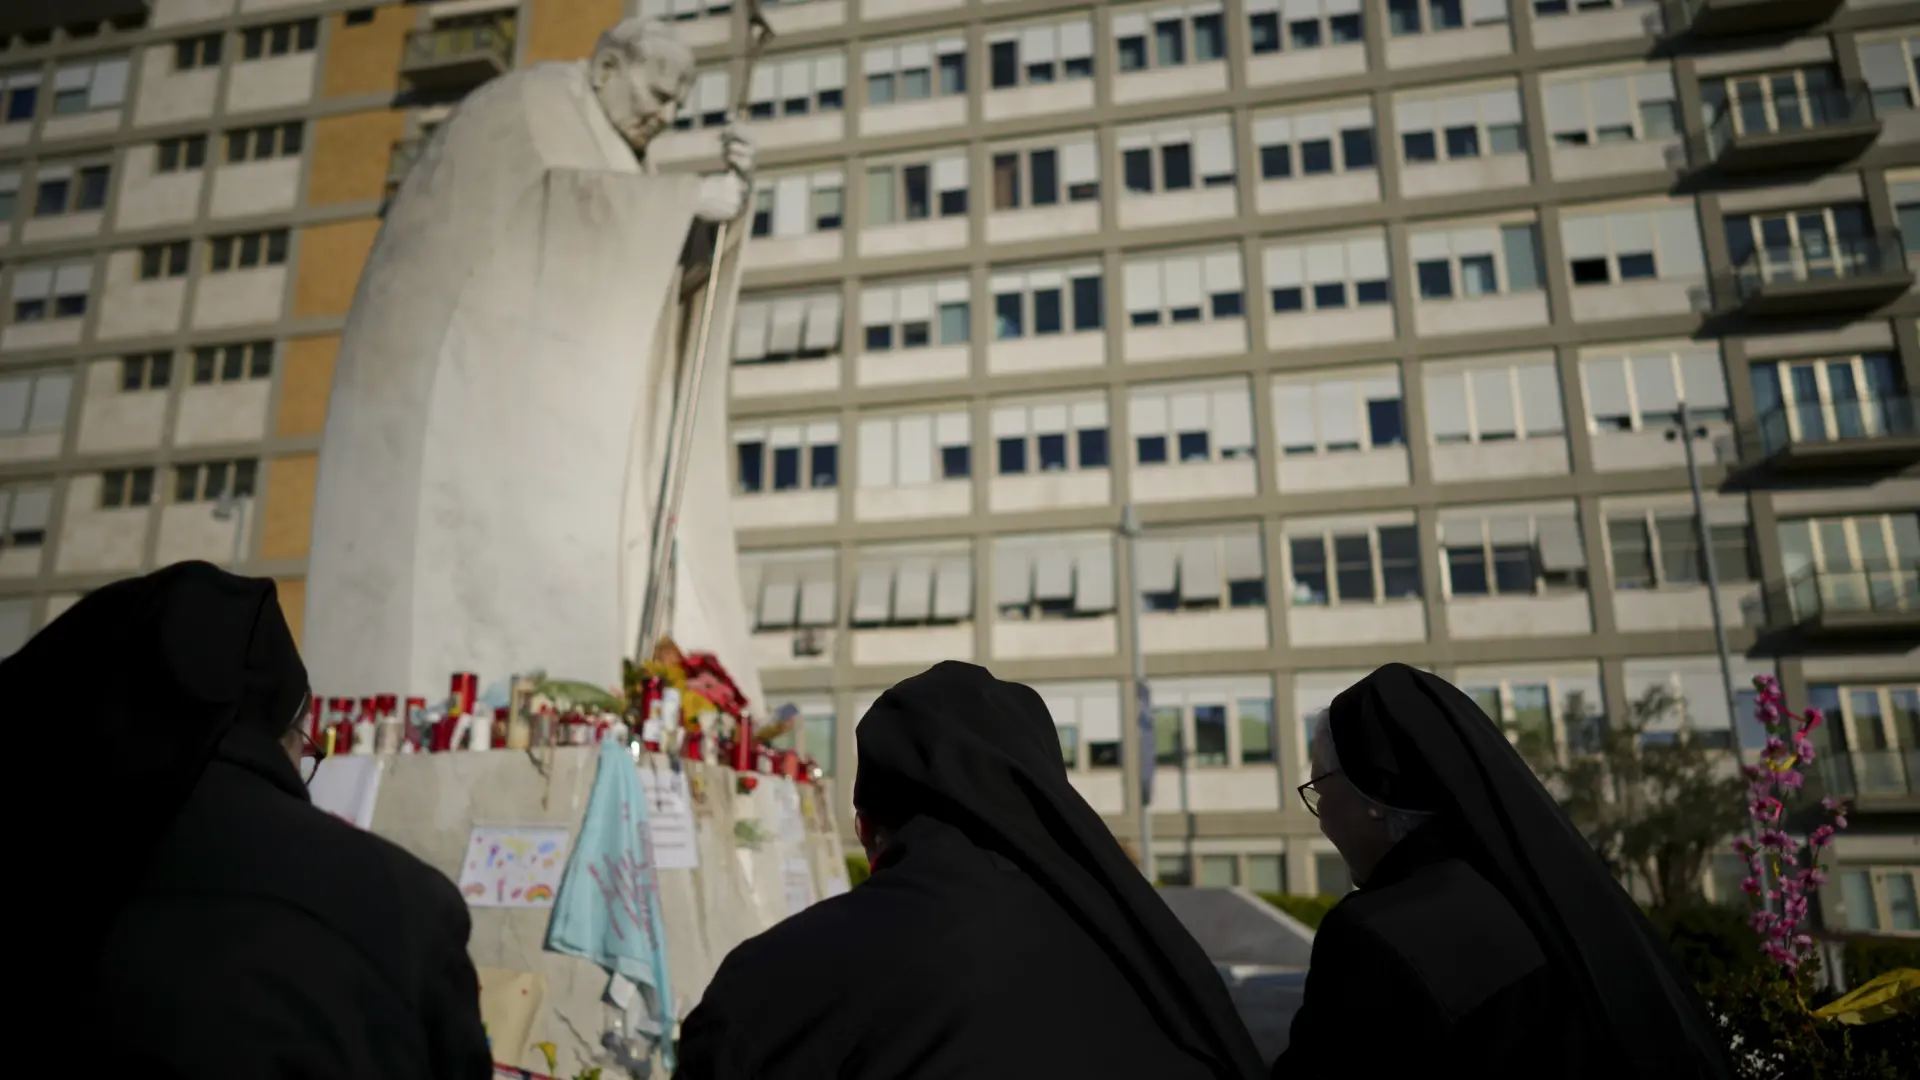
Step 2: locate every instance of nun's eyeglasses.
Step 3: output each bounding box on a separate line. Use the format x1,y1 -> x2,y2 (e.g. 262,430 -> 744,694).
1298,771 -> 1339,818
298,726 -> 327,786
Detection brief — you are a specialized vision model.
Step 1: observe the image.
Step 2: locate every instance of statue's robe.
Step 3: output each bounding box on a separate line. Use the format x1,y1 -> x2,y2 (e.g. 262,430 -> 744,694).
303,62 -> 761,717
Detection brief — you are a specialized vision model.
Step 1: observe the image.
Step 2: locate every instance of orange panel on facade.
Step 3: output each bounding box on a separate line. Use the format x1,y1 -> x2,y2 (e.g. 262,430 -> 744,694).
278,335 -> 340,438
526,0 -> 621,63
321,6 -> 413,98
294,218 -> 382,319
306,110 -> 405,206
276,577 -> 308,647
262,454 -> 320,562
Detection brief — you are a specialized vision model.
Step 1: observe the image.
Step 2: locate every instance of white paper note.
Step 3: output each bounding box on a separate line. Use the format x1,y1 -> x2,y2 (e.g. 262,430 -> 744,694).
782,857 -> 816,916
639,765 -> 700,871
307,755 -> 383,830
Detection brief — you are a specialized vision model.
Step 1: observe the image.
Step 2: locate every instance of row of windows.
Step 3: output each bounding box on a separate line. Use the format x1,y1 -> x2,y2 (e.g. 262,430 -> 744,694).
134,229 -> 291,280
170,19 -> 319,73
97,457 -> 258,509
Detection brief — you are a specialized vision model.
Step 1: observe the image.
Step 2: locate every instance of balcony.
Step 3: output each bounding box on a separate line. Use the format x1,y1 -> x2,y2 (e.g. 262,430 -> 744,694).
1729,397 -> 1920,474
400,19 -> 514,95
1816,750 -> 1920,809
1746,565 -> 1920,643
1703,82 -> 1880,174
1726,231 -> 1914,317
386,137 -> 424,193
1668,0 -> 1842,39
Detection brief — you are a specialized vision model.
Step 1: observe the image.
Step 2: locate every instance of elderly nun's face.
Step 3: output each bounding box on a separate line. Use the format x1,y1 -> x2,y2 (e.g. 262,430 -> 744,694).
1311,713 -> 1397,887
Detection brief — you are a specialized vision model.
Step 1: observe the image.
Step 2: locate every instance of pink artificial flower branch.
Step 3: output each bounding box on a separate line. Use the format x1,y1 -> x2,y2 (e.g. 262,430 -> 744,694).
1732,675 -> 1848,973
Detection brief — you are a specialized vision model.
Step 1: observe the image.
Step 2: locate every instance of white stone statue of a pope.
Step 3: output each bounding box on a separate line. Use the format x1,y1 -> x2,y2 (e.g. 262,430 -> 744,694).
303,18 -> 764,711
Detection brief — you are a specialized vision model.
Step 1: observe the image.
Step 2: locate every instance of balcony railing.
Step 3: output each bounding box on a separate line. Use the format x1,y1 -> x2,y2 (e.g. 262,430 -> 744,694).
1746,564 -> 1920,638
400,19 -> 514,94
1703,81 -> 1880,172
1816,749 -> 1920,801
1672,0 -> 1843,39
1731,395 -> 1920,471
1727,230 -> 1914,316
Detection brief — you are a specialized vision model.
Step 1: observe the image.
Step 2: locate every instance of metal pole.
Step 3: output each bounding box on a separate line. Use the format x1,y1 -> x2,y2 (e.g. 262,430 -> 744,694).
635,13 -> 774,660
232,495 -> 249,566
1122,504 -> 1154,880
1675,401 -> 1746,774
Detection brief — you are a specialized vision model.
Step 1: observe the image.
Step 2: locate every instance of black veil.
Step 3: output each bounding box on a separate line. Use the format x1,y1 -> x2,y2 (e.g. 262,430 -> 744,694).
1328,663 -> 1733,1079
855,661 -> 1268,1080
5,562 -> 307,981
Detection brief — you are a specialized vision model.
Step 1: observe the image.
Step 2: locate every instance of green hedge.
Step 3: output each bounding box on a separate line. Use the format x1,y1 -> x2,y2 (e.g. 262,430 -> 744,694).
1258,892 -> 1341,931
1645,903 -> 1767,986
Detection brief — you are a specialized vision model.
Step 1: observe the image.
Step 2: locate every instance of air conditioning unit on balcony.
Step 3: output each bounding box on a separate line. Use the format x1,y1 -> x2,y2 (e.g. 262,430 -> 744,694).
793,628 -> 825,658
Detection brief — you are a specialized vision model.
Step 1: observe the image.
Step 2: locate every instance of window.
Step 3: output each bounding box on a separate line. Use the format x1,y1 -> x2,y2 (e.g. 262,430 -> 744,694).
1135,530 -> 1267,612
139,241 -> 191,281
1264,233 -> 1392,314
1857,33 -> 1919,114
0,168 -> 16,221
865,154 -> 968,225
8,261 -> 92,322
859,410 -> 972,489
1723,203 -> 1872,282
864,37 -> 966,106
995,533 -> 1117,621
1583,349 -> 1729,432
639,0 -> 733,20
1606,506 -> 1757,589
990,263 -> 1105,341
206,229 -> 290,272
1273,370 -> 1405,455
224,121 -> 304,164
1837,866 -> 1920,934
190,341 -> 274,384
1701,67 -> 1845,143
120,352 -> 172,392
1,70 -> 39,125
676,70 -> 733,130
32,162 -> 111,216
156,135 -> 208,173
0,371 -> 72,435
749,170 -> 844,239
174,32 -> 223,71
741,550 -> 838,635
1396,87 -> 1525,163
0,484 -> 52,549
1123,249 -> 1244,327
1119,118 -> 1235,195
850,544 -> 974,627
986,17 -> 1096,89
1248,0 -> 1364,54
1561,204 -> 1704,287
1441,507 -> 1588,597
732,290 -> 843,365
1113,3 -> 1227,74
1409,221 -> 1543,300
240,19 -> 319,60
1388,0 -> 1504,35
1288,523 -> 1422,605
1424,360 -> 1565,445
1252,103 -> 1376,182
1750,353 -> 1905,450
991,137 -> 1099,210
99,467 -> 155,509
1895,176 -> 1920,258
991,398 -> 1110,476
1777,513 -> 1920,583
1543,69 -> 1679,148
861,278 -> 969,354
1129,380 -> 1256,468
1147,678 -> 1277,769
49,55 -> 130,116
173,458 -> 259,504
733,420 -> 839,494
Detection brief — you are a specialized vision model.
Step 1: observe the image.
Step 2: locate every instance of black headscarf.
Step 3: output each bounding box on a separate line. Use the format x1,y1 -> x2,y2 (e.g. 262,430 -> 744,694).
855,661 -> 1268,1080
5,562 -> 307,976
1329,664 -> 1734,1079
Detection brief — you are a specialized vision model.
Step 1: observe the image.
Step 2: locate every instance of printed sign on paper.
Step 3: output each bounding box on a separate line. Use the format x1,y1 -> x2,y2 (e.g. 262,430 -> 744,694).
639,765 -> 699,871
771,782 -> 807,846
457,825 -> 570,908
781,857 -> 817,917
307,755 -> 383,830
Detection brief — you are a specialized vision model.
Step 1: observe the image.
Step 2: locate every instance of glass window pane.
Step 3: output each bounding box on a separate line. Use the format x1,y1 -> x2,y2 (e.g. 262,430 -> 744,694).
1239,699 -> 1275,763
1153,706 -> 1182,764
1198,854 -> 1238,887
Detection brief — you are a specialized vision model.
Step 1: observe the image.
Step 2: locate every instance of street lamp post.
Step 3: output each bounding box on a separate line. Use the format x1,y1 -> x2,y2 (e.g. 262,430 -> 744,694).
1121,504 -> 1155,880
212,491 -> 251,567
1665,402 -> 1747,773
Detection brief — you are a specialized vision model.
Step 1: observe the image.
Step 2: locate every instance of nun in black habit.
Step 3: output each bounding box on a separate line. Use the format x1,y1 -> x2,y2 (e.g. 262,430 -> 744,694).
675,661 -> 1268,1080
1275,663 -> 1733,1080
12,562 -> 491,1079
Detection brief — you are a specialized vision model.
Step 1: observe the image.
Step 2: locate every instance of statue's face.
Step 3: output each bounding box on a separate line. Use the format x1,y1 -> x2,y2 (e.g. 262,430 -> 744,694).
593,41 -> 694,151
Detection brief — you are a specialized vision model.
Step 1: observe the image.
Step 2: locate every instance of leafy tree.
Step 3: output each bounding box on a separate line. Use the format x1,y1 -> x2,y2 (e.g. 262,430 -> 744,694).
1532,684 -> 1751,911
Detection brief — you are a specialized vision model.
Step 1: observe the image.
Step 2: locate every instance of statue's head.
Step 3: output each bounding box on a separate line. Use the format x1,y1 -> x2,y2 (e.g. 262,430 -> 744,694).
589,18 -> 697,151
